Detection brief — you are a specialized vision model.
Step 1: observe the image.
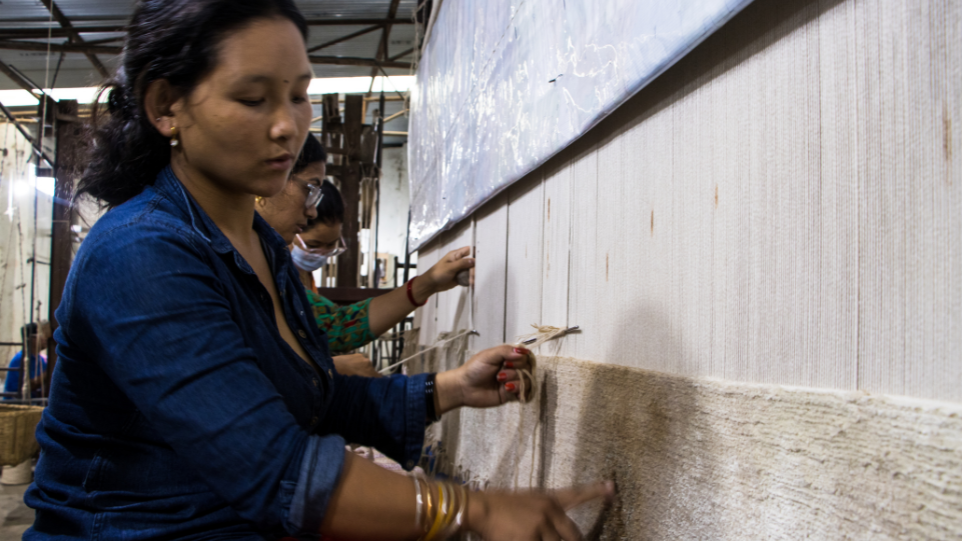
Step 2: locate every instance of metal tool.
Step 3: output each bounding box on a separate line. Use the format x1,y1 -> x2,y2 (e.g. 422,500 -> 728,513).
521,325 -> 580,345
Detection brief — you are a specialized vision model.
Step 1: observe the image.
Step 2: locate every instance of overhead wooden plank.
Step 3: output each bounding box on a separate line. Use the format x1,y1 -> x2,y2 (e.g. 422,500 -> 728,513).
39,0 -> 109,78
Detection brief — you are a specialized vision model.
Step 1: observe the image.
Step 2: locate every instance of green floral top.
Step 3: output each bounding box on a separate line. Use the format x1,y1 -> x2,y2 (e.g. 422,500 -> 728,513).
304,289 -> 375,354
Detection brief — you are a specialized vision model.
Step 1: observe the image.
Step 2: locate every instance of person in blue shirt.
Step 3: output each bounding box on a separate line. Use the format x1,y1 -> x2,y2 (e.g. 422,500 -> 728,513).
2,322 -> 48,400
24,1 -> 611,540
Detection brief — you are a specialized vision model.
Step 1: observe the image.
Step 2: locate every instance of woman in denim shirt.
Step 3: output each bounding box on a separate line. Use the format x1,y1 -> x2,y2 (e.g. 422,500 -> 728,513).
25,1 -> 611,539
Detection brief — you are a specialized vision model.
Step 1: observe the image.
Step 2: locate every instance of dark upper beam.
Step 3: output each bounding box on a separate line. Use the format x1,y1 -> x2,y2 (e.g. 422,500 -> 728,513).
307,18 -> 412,27
81,36 -> 125,46
308,55 -> 412,69
0,40 -> 121,55
377,0 -> 404,60
0,61 -> 40,94
39,0 -> 110,78
367,0 -> 404,89
0,17 -> 412,31
0,40 -> 412,69
0,27 -> 123,39
307,25 -> 383,53
388,48 -> 414,61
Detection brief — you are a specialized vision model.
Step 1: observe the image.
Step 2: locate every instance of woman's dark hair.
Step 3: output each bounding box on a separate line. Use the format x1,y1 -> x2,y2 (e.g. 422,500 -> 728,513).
292,134 -> 327,175
308,180 -> 344,227
77,0 -> 308,208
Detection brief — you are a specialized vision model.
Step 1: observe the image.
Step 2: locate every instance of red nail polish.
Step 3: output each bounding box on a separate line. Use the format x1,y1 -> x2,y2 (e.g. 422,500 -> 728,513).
504,361 -> 514,368
497,372 -> 507,382
514,347 -> 530,355
505,382 -> 517,392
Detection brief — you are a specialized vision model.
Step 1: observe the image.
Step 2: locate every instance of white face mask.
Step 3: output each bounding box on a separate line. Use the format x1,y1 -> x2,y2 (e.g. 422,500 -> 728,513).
291,245 -> 329,272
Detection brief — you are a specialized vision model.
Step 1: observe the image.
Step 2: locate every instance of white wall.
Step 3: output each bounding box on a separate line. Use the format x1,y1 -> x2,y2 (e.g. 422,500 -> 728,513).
0,124 -> 53,386
377,146 -> 409,258
375,145 -> 415,287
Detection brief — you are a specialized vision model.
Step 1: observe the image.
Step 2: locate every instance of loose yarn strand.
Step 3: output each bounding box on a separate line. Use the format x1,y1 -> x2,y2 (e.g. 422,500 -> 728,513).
379,328 -> 476,374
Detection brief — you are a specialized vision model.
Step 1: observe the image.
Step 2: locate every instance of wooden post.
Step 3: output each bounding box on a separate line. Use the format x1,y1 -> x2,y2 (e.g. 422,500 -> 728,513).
46,99 -> 82,384
337,94 -> 363,288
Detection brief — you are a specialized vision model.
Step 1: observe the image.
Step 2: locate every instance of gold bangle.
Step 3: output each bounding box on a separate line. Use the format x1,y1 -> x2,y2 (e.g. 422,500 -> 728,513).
438,483 -> 464,539
422,482 -> 446,541
412,475 -> 424,532
453,484 -> 468,532
443,482 -> 466,540
420,478 -> 435,538
438,483 -> 454,536
420,478 -> 433,535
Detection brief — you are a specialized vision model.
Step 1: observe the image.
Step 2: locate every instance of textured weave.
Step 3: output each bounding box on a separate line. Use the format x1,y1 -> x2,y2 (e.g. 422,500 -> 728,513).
455,357 -> 962,539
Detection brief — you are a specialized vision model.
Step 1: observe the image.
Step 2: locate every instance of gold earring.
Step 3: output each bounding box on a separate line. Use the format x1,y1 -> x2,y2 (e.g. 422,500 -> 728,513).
170,126 -> 179,147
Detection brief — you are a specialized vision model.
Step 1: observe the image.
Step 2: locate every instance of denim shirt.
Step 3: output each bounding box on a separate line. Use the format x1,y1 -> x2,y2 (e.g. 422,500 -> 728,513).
25,167 -> 428,540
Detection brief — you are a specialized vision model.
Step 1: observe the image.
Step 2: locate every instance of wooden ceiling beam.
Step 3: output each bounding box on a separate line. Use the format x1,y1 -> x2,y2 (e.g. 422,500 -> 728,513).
0,41 -> 412,70
388,47 -> 414,61
38,0 -> 110,78
367,0 -> 404,93
0,27 -> 122,39
0,40 -> 121,55
307,25 -> 383,53
0,61 -> 41,94
308,55 -> 412,69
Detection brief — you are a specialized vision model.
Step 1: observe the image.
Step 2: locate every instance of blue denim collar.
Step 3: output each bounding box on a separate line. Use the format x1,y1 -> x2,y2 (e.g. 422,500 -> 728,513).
153,166 -> 290,274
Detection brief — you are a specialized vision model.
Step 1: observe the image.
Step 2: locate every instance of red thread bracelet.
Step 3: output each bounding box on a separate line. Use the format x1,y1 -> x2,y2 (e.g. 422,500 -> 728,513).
407,276 -> 427,307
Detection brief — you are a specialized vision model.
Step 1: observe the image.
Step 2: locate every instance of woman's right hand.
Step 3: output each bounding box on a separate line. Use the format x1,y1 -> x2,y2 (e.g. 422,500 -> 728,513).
421,246 -> 475,295
467,482 -> 615,540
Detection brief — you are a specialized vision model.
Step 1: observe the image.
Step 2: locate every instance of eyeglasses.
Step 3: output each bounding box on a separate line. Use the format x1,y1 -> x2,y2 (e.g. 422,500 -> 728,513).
295,234 -> 347,257
304,183 -> 324,209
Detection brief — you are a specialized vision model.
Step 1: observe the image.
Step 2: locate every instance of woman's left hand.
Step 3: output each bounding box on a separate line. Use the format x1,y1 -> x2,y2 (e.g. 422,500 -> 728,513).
436,345 -> 533,413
